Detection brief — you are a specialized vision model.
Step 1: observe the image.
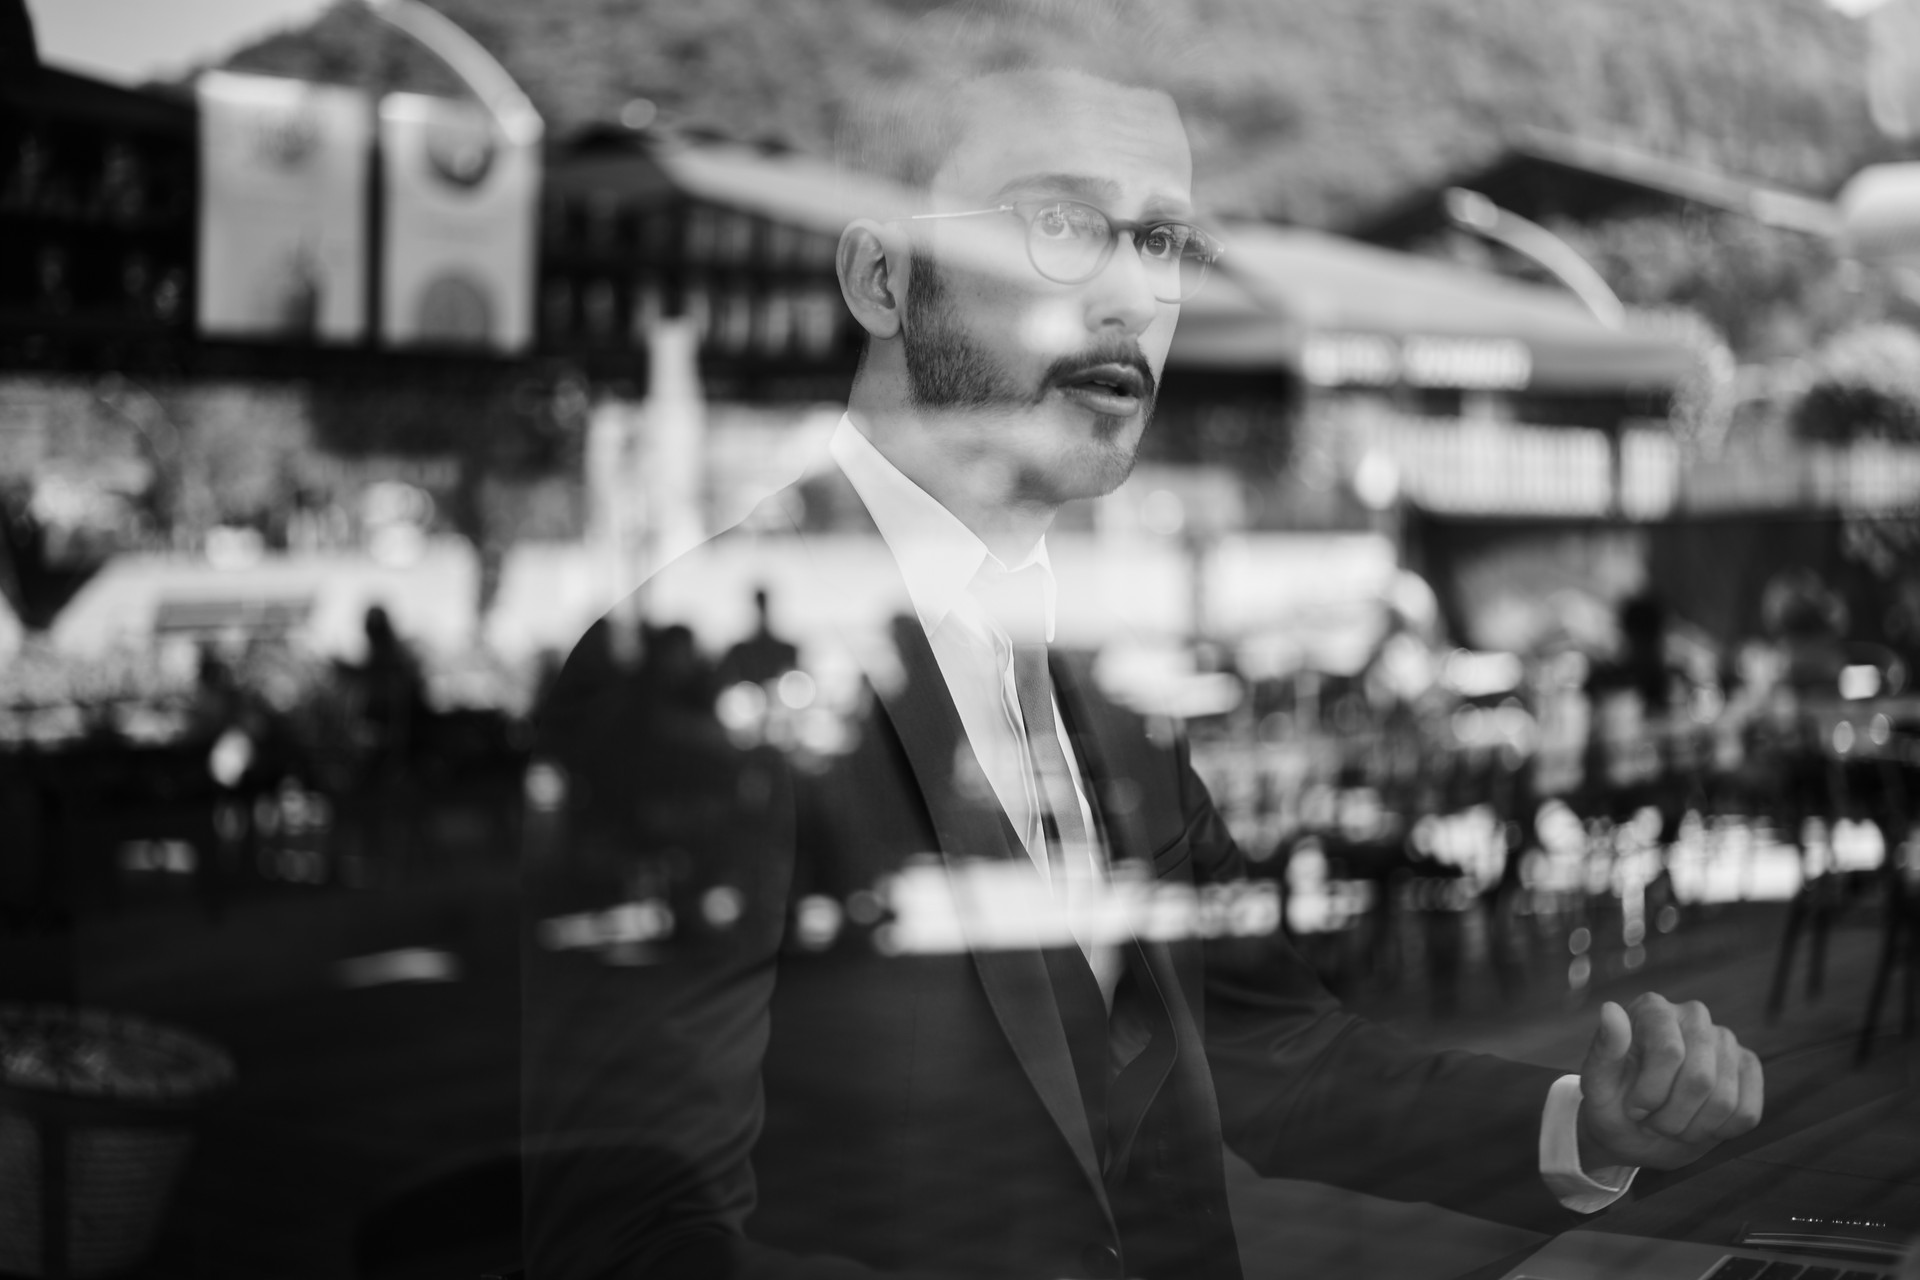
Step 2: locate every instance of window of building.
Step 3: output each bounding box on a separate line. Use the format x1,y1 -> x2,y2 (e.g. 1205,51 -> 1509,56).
795,288 -> 840,358
757,290 -> 792,356
684,283 -> 711,344
717,287 -> 753,352
644,210 -> 675,257
715,212 -> 756,264
584,278 -> 618,339
542,278 -> 574,339
685,207 -> 717,261
630,279 -> 664,344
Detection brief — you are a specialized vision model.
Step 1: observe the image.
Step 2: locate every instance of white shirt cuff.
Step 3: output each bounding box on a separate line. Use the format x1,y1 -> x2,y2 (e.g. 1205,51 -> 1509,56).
1540,1074 -> 1637,1213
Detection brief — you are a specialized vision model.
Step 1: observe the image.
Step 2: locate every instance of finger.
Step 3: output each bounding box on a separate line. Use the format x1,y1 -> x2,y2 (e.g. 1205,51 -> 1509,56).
1643,1002 -> 1721,1139
1719,1046 -> 1764,1139
1676,1026 -> 1743,1144
1580,1000 -> 1633,1111
1623,994 -> 1687,1121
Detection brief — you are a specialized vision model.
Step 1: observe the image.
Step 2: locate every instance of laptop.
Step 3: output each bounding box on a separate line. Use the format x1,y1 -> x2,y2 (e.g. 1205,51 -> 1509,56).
1498,1228 -> 1906,1280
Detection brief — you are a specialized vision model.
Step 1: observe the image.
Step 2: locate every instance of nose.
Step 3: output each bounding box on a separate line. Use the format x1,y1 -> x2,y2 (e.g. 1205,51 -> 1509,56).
1082,230 -> 1159,338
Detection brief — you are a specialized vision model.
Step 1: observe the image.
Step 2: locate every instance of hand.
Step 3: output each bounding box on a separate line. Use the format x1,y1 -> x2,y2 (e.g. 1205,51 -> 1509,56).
1577,993 -> 1764,1174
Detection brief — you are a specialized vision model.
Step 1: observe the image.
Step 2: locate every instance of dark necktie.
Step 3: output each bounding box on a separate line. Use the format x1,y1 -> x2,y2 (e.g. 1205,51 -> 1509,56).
976,562 -> 1122,1004
975,563 -> 1087,894
1011,642 -> 1091,899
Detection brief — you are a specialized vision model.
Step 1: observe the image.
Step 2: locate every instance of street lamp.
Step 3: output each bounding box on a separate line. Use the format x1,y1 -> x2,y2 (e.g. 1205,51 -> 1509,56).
360,0 -> 543,147
1443,187 -> 1625,329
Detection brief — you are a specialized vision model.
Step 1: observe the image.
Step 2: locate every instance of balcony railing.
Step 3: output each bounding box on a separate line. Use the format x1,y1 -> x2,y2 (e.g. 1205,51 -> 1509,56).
1333,407 -> 1920,519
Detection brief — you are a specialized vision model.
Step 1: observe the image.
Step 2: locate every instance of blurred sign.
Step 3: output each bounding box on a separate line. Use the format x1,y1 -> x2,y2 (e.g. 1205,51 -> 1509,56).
1302,332 -> 1531,390
196,72 -> 371,342
379,92 -> 538,352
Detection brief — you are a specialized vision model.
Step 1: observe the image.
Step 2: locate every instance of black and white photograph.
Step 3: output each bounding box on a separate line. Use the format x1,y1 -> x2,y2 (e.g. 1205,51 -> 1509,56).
2,1 -> 1919,1276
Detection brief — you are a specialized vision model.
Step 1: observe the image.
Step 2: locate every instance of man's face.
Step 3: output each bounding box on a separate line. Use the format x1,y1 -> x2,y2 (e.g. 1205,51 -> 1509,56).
900,72 -> 1193,507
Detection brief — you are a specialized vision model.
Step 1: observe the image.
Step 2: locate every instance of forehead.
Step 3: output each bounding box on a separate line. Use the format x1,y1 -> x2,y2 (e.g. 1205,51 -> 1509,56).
931,71 -> 1192,214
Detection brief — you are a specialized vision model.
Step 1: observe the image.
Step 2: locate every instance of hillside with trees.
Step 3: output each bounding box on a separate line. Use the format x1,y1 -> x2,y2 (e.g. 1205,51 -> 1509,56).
216,0 -> 1885,227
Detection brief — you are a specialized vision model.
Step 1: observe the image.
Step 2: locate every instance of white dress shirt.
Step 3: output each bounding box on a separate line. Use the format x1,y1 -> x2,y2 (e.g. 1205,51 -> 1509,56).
826,415 -> 1630,1212
829,417 -> 1098,883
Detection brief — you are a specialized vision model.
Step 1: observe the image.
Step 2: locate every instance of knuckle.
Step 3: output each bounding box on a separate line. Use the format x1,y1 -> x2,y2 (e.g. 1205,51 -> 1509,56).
1648,1111 -> 1691,1139
1696,1097 -> 1736,1131
1678,1062 -> 1716,1095
1644,1037 -> 1686,1069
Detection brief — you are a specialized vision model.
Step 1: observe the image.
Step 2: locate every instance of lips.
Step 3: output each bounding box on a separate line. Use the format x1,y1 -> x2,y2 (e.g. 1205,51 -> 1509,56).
1054,361 -> 1150,417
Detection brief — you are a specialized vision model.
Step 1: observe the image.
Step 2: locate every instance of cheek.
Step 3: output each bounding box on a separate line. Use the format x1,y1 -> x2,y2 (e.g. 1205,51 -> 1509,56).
1143,310 -> 1178,376
1017,300 -> 1086,359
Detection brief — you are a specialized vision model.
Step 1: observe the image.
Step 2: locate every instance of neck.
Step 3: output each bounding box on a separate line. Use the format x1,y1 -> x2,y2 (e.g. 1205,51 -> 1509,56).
848,372 -> 1057,565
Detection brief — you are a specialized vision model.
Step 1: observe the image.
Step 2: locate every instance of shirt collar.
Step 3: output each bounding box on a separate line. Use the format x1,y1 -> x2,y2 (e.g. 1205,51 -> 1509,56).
828,415 -> 1055,641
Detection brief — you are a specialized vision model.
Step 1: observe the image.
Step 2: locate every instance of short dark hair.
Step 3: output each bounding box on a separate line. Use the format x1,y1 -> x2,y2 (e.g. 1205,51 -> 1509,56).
834,0 -> 1196,194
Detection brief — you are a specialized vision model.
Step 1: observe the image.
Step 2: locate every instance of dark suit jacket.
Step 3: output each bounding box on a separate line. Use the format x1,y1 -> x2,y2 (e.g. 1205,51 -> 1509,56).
523,469 -> 1577,1280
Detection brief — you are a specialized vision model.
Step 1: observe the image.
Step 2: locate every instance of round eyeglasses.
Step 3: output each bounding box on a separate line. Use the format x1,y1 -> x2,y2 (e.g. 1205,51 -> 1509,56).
908,199 -> 1224,303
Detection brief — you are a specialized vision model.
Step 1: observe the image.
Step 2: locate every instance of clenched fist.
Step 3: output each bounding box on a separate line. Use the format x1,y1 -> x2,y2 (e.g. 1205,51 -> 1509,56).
1578,993 -> 1764,1173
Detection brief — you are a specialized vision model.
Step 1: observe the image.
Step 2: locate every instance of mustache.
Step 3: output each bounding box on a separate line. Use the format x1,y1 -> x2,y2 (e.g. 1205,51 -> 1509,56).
1039,343 -> 1157,403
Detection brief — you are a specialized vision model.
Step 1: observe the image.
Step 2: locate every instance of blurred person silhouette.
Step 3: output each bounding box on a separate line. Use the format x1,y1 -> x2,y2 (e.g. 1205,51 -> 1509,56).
185,644 -> 255,754
185,645 -> 260,922
335,604 -> 430,873
352,604 -> 429,758
1742,570 -> 1851,845
1763,567 -> 1851,697
1617,590 -> 1675,718
524,6 -> 1763,1278
1580,589 -> 1693,852
717,586 -> 801,689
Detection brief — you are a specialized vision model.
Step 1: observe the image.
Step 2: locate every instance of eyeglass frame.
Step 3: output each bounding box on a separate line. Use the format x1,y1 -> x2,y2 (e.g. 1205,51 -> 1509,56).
901,199 -> 1226,302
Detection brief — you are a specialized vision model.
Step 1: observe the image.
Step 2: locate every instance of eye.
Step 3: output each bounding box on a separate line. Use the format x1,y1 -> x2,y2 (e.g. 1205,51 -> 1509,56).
1033,202 -> 1103,241
1140,224 -> 1191,261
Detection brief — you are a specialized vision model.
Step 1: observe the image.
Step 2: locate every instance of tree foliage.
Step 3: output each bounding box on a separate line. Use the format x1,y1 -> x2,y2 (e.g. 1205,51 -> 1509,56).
1550,211 -> 1897,364
217,0 -> 1882,226
1792,322 -> 1920,442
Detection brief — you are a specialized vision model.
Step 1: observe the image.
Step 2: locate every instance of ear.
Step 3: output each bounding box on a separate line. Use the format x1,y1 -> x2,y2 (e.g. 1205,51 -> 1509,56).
837,218 -> 908,341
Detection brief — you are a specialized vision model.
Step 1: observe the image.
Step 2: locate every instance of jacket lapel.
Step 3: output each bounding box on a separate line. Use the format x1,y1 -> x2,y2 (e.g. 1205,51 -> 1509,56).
771,472 -> 1117,1227
1049,655 -> 1186,1180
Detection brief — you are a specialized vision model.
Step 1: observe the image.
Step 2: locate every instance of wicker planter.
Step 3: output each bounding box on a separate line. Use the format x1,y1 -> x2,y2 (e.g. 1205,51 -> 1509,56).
0,1005 -> 233,1279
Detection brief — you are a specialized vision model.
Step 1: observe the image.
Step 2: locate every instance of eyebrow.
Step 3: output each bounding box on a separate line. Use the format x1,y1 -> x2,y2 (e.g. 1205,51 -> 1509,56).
991,172 -> 1195,221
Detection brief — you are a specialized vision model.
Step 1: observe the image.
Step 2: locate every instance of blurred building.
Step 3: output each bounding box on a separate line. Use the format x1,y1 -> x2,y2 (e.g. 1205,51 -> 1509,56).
1310,131 -> 1920,654
17,39 -> 1914,665
0,58 -> 197,374
537,125 -> 862,402
1348,125 -> 1840,249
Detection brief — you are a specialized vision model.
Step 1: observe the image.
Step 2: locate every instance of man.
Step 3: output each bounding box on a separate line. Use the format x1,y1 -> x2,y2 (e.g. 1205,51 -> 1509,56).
523,7 -> 1762,1277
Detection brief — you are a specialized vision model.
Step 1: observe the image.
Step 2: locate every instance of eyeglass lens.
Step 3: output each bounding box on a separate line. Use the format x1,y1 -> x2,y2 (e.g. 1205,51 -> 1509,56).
1026,202 -> 1212,301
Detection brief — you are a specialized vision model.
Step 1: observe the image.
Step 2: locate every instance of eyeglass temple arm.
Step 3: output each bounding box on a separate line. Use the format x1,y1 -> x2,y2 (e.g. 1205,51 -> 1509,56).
904,205 -> 1018,222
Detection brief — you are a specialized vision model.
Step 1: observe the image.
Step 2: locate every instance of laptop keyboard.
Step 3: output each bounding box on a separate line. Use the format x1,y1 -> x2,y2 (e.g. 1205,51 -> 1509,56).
1706,1258 -> 1888,1280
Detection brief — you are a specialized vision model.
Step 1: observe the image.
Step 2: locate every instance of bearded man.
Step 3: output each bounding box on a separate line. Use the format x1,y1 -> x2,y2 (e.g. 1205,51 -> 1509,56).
523,7 -> 1762,1277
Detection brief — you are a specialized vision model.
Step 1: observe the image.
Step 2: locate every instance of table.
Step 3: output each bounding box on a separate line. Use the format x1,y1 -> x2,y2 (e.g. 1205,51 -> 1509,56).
1454,1047 -> 1919,1280
1600,1087 -> 1920,1244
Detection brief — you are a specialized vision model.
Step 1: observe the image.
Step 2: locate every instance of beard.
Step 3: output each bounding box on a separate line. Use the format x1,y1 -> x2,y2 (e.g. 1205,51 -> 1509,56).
900,248 -> 1158,500
902,246 -> 1032,410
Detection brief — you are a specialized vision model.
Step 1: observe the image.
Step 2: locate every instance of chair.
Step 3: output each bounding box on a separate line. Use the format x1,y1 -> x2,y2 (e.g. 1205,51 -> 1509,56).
1764,648 -> 1906,1023
1855,720 -> 1920,1062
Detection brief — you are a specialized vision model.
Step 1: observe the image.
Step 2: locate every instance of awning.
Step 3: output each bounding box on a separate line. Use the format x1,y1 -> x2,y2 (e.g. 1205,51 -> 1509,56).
1171,223 -> 1695,394
153,595 -> 315,636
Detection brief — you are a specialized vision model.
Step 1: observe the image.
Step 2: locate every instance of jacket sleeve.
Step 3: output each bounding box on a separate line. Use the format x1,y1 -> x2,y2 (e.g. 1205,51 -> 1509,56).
520,617 -> 1003,1280
1173,730 -> 1583,1233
